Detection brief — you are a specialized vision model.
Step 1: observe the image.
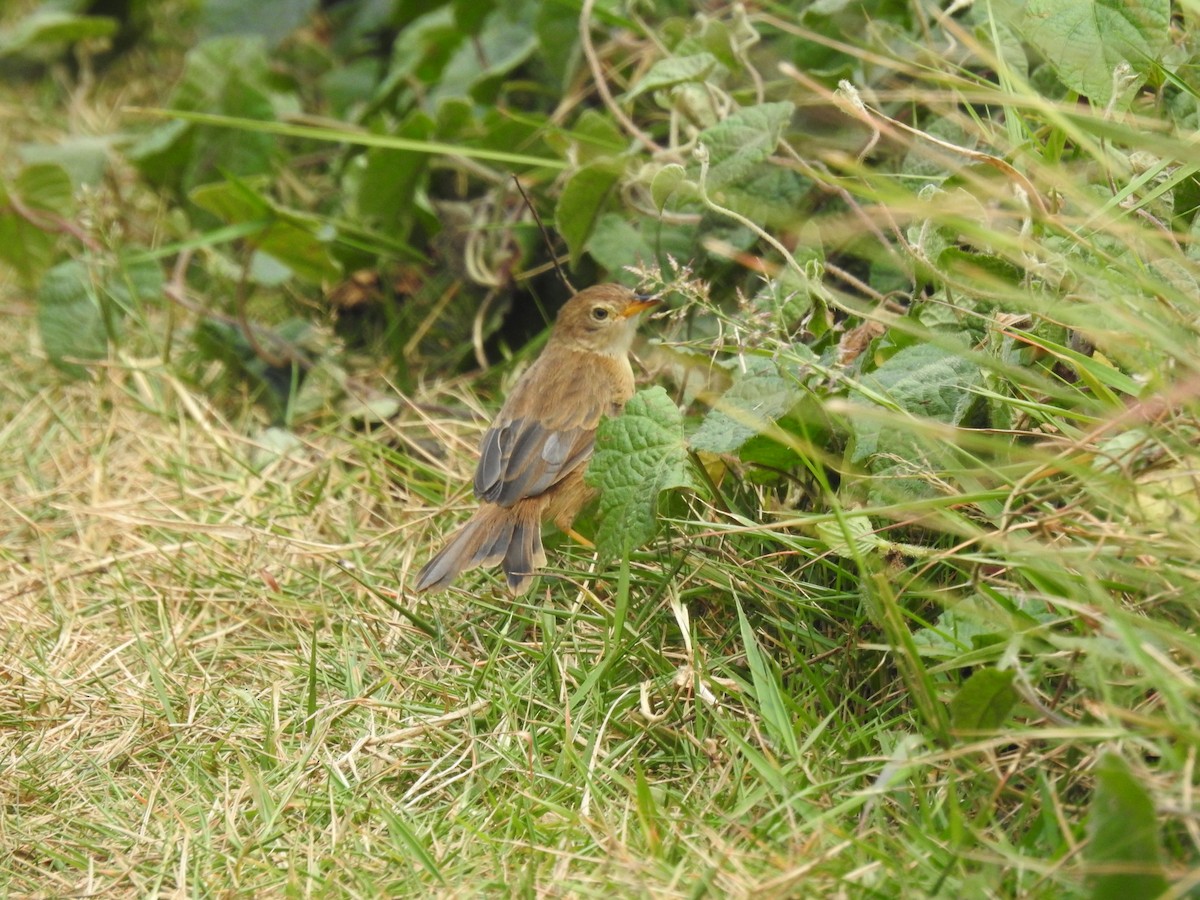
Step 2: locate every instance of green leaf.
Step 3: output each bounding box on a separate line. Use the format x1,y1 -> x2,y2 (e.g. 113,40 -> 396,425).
535,0 -> 582,91
189,177 -> 272,222
912,600 -> 1054,658
128,36 -> 294,193
200,0 -> 319,46
565,109 -> 627,163
18,137 -> 112,189
948,669 -> 1018,733
585,213 -> 654,276
650,163 -> 690,212
555,159 -> 626,267
190,179 -> 341,284
626,53 -> 719,100
104,256 -> 164,314
1086,752 -> 1168,900
13,163 -> 75,216
717,165 -> 812,228
689,357 -> 802,454
816,514 -> 881,558
0,163 -> 75,283
849,343 -> 981,464
696,101 -> 794,191
349,111 -> 435,234
586,386 -> 696,557
430,5 -> 538,103
735,597 -> 800,758
1021,0 -> 1169,107
0,11 -> 117,58
38,261 -> 108,379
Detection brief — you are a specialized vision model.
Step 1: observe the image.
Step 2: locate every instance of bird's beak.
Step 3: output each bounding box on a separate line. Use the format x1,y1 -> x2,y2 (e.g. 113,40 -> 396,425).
621,294 -> 661,318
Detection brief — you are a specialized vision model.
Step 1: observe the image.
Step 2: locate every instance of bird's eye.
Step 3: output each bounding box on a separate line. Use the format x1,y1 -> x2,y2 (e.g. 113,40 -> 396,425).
591,307 -> 609,321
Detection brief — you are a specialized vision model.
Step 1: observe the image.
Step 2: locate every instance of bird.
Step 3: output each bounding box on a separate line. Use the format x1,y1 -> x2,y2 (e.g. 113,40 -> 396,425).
414,283 -> 659,594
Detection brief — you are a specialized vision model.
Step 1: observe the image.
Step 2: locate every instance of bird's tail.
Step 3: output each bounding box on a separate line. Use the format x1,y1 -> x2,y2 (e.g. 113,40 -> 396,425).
413,503 -> 546,594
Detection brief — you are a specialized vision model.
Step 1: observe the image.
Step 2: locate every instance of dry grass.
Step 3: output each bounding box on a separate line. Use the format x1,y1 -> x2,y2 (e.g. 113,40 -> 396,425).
5,311 -> 1197,896
4,2 -> 1200,897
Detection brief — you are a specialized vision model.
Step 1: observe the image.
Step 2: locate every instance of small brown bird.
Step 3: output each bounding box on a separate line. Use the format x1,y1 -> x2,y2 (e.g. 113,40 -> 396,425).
414,284 -> 659,594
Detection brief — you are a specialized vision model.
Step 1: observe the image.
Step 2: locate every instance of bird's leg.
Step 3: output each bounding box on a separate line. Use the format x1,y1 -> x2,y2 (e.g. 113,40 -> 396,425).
564,527 -> 595,549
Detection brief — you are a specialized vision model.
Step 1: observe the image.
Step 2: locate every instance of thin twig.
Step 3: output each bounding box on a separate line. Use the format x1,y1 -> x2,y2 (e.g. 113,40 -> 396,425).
4,193 -> 103,253
512,175 -> 575,293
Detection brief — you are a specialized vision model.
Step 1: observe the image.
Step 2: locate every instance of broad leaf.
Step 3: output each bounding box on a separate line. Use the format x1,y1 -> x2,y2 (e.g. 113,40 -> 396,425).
556,159 -> 626,266
200,0 -> 319,46
816,514 -> 881,559
949,669 -> 1018,733
348,111 -> 435,235
690,357 -> 804,455
104,257 -> 164,314
626,53 -> 720,100
695,101 -> 795,191
190,179 -> 341,284
587,386 -> 696,557
38,261 -> 108,378
1021,0 -> 1169,107
0,11 -> 116,58
18,136 -> 113,188
849,342 -> 981,464
650,163 -> 690,212
1086,752 -> 1168,900
430,5 -> 538,103
0,164 -> 75,284
128,36 -> 295,194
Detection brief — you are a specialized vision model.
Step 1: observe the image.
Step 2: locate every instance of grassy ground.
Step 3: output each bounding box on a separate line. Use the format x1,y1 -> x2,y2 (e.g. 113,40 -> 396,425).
3,3 -> 1200,898
5,269 -> 1199,898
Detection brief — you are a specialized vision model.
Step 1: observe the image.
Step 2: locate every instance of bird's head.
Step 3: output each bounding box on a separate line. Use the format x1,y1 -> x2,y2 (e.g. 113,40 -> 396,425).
551,284 -> 659,355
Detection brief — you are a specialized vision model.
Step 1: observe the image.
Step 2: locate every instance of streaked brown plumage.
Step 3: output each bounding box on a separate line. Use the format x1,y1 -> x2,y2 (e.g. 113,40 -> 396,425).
414,284 -> 658,594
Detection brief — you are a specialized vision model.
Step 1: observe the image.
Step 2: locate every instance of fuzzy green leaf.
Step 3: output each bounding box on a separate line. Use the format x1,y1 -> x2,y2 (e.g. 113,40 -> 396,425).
850,343 -> 981,464
650,163 -> 690,212
200,0 -> 319,46
585,213 -> 654,276
431,5 -> 538,103
350,112 -> 434,234
13,163 -> 75,215
104,257 -> 164,313
696,101 -> 794,191
127,36 -> 293,193
0,164 -> 75,283
565,109 -> 627,163
1087,752 -> 1168,900
1021,0 -> 1169,107
18,137 -> 113,188
816,515 -> 881,559
949,668 -> 1018,733
690,357 -> 803,454
587,386 -> 695,557
38,261 -> 108,379
627,53 -> 719,100
535,1 -> 581,91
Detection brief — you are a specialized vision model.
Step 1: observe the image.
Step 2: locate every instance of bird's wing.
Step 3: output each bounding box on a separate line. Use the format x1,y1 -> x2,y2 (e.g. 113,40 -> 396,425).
473,352 -> 613,507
